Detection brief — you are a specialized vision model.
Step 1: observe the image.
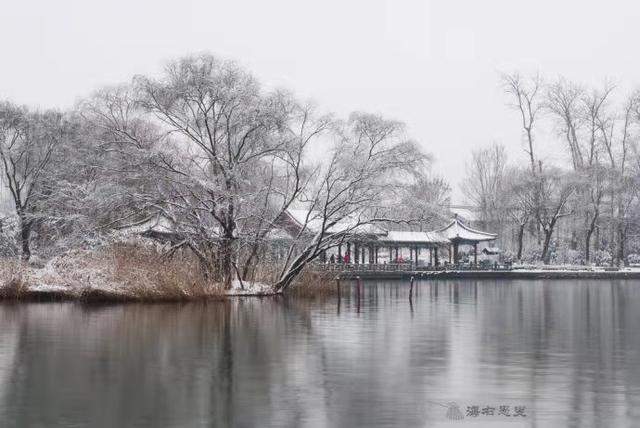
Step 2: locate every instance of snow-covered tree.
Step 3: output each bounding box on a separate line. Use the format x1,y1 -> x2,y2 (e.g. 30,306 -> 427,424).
0,103 -> 67,260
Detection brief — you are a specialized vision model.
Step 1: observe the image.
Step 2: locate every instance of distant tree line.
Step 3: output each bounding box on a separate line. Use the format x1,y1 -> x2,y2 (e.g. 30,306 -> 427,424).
463,73 -> 640,266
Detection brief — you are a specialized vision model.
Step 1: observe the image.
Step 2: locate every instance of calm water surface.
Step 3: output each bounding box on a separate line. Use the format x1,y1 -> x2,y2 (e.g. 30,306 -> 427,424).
0,279 -> 639,427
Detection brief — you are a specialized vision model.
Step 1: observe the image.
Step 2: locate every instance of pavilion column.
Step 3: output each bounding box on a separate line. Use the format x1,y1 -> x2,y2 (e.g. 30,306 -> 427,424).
375,247 -> 379,264
434,247 -> 439,266
453,243 -> 459,264
361,246 -> 365,264
395,247 -> 399,262
429,248 -> 433,266
354,243 -> 359,264
474,243 -> 478,266
389,246 -> 393,262
369,245 -> 374,264
346,242 -> 351,263
449,245 -> 452,264
338,244 -> 342,262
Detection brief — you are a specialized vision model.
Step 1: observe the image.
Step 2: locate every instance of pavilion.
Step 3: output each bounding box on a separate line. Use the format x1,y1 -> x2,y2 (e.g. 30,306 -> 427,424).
376,230 -> 450,266
436,214 -> 497,265
277,209 -> 497,267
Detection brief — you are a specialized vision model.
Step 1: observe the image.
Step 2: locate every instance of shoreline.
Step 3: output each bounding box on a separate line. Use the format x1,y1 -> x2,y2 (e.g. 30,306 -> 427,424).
335,268 -> 640,280
0,287 -> 277,304
1,268 -> 638,304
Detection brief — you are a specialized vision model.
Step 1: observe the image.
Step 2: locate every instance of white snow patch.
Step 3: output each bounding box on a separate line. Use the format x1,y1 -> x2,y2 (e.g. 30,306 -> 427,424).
226,279 -> 274,296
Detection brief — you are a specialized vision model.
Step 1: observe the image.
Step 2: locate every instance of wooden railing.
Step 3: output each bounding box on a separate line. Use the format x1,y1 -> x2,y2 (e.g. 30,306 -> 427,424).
313,263 -> 416,272
311,262 -> 514,272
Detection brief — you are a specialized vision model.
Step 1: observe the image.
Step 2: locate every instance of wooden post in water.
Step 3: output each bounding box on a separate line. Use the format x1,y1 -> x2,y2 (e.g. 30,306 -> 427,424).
409,276 -> 415,301
356,276 -> 362,313
336,276 -> 341,313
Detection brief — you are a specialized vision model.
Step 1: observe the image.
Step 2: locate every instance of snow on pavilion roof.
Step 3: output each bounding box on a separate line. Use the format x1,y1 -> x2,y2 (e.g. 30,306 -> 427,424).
283,210 -> 497,245
436,215 -> 497,243
285,209 -> 387,235
377,230 -> 449,245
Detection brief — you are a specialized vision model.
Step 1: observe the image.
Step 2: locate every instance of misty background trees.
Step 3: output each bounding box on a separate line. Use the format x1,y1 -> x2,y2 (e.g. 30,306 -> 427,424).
463,73 -> 640,266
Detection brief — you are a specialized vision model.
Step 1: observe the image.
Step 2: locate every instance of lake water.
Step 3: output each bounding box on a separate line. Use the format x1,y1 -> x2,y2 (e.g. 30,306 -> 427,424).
0,279 -> 639,427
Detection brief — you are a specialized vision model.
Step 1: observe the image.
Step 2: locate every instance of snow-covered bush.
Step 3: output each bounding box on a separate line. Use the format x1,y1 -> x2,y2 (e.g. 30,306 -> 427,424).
593,250 -> 612,266
0,217 -> 19,257
627,253 -> 640,266
522,248 -> 542,264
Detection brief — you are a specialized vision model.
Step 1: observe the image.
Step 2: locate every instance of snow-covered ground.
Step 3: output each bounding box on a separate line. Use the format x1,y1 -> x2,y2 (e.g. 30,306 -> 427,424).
0,252 -> 279,300
225,280 -> 275,296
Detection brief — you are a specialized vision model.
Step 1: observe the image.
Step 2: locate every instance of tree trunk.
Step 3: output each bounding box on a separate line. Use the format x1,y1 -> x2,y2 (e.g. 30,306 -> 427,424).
617,223 -> 626,267
584,213 -> 598,264
19,217 -> 32,261
610,188 -> 616,266
541,228 -> 553,264
585,229 -> 592,264
516,222 -> 525,260
273,245 -> 319,293
616,194 -> 626,267
221,237 -> 233,290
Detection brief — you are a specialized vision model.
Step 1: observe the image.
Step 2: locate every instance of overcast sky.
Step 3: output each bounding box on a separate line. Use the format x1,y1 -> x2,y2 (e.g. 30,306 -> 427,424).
2,0 -> 639,202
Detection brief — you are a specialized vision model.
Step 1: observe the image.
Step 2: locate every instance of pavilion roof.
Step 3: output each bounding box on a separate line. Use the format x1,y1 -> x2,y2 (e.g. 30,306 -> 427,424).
284,209 -> 387,236
377,230 -> 449,245
280,210 -> 497,246
436,215 -> 497,243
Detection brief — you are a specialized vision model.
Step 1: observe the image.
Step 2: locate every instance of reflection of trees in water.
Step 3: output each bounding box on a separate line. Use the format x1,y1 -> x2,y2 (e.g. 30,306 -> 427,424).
455,279 -> 640,427
0,301 -> 335,427
0,303 -> 237,427
0,306 -> 19,414
0,281 -> 638,427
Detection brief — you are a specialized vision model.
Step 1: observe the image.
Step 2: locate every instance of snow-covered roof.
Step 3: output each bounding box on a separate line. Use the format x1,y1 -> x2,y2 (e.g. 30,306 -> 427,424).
285,209 -> 387,235
436,214 -> 497,243
378,230 -> 449,245
449,206 -> 478,222
264,228 -> 294,240
282,210 -> 497,246
117,213 -> 177,234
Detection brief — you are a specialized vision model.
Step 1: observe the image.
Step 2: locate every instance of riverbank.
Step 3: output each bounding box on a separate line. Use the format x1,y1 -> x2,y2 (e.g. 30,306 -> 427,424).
2,248 -> 639,303
0,247 -> 229,303
0,247 -> 326,303
334,267 -> 640,280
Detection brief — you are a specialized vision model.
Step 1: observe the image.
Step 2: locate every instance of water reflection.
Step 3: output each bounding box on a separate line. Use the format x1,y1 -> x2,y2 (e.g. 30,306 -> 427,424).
0,280 -> 638,427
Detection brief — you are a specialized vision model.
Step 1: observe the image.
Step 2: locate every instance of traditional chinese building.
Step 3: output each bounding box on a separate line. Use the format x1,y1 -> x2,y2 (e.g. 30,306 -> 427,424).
276,209 -> 497,267
436,214 -> 498,265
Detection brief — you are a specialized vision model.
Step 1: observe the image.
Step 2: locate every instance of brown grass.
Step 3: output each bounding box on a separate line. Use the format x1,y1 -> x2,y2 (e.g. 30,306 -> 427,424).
106,245 -> 225,302
0,259 -> 29,299
0,245 -> 349,302
286,269 -> 341,298
0,245 -> 227,303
